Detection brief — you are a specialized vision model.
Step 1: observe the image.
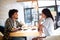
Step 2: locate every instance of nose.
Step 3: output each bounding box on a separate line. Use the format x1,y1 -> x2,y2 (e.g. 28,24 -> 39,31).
17,14 -> 18,16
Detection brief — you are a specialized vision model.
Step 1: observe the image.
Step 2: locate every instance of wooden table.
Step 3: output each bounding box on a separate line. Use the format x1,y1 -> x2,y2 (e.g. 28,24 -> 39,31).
9,30 -> 40,37
9,27 -> 41,40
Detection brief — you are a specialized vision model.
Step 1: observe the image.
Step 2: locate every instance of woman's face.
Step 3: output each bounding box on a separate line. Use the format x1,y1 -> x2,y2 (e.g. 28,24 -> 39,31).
41,12 -> 46,18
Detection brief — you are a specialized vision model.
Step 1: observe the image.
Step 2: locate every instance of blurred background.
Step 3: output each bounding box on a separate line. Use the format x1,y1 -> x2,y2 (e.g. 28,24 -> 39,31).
0,0 -> 60,40
0,0 -> 60,29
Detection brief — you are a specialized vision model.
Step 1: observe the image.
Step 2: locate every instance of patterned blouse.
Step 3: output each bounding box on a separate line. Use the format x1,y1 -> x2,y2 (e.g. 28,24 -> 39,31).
3,18 -> 22,40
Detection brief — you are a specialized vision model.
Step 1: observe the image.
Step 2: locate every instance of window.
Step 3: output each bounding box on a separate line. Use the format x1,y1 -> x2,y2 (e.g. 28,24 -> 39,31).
24,8 -> 32,25
24,6 -> 56,26
24,8 -> 39,26
58,6 -> 60,12
24,0 -> 60,29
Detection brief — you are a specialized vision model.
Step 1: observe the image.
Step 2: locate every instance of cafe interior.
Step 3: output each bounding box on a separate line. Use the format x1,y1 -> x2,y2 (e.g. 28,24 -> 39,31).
0,0 -> 60,40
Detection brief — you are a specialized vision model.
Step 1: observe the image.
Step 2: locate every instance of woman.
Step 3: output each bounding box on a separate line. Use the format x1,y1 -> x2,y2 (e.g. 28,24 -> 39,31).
38,8 -> 54,36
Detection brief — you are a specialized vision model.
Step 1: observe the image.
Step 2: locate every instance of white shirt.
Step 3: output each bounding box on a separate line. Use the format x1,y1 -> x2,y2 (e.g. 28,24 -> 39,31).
13,21 -> 17,28
42,17 -> 54,36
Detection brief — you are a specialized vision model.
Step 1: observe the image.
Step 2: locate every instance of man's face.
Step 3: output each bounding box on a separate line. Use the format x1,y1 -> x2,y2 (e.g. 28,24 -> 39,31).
12,12 -> 18,19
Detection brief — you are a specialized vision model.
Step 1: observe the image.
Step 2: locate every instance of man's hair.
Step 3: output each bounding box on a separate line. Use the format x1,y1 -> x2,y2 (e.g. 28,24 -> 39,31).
8,9 -> 18,18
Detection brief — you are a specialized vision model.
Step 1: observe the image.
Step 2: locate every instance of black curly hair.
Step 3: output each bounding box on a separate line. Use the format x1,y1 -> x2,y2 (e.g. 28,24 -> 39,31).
8,9 -> 18,18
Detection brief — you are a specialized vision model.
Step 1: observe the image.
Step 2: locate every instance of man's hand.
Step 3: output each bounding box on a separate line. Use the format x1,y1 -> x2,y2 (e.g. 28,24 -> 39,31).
12,27 -> 20,32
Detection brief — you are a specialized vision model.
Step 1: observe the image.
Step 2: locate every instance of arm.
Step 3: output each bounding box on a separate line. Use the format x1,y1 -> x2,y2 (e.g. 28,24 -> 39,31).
38,23 -> 43,33
5,19 -> 19,32
17,21 -> 23,27
42,18 -> 54,36
5,20 -> 13,32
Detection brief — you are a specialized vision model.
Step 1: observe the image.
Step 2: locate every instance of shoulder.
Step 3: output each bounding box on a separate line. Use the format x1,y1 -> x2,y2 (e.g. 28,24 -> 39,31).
5,18 -> 12,22
46,18 -> 54,26
46,17 -> 53,21
45,17 -> 54,24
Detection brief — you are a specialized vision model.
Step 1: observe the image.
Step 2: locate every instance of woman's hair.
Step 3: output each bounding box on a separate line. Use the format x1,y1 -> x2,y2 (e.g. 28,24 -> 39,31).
42,8 -> 54,21
8,9 -> 18,18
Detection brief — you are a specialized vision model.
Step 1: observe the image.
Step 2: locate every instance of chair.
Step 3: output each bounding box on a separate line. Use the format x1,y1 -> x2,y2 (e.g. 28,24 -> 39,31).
11,37 -> 27,40
0,26 -> 5,34
32,37 -> 46,40
0,35 -> 3,40
44,35 -> 60,40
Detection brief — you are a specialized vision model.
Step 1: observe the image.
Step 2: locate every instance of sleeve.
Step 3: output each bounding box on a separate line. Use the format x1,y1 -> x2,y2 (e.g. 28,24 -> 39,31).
43,19 -> 49,29
17,21 -> 23,27
48,19 -> 54,36
5,19 -> 13,32
43,18 -> 54,36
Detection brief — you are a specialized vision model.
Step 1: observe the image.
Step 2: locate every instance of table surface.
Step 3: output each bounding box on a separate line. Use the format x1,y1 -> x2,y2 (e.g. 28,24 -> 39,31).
9,29 -> 40,37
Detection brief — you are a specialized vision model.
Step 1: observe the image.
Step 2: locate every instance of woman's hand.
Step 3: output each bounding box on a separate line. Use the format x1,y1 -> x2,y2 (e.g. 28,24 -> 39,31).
38,24 -> 43,33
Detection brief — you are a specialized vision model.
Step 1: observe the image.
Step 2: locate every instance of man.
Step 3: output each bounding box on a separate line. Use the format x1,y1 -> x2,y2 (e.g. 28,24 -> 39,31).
3,9 -> 22,40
